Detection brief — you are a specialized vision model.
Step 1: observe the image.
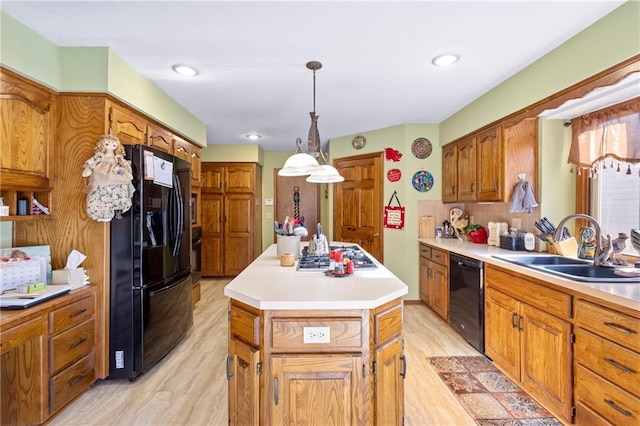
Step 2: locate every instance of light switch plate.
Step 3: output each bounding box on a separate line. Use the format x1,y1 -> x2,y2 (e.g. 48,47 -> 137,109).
524,232 -> 535,251
265,198 -> 274,206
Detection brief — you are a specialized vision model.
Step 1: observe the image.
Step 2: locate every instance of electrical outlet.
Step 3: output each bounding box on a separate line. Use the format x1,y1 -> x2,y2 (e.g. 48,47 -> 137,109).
303,326 -> 331,344
512,218 -> 522,230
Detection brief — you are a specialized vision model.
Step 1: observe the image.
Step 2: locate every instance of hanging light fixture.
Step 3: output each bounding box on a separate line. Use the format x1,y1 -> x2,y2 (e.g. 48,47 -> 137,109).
278,61 -> 344,183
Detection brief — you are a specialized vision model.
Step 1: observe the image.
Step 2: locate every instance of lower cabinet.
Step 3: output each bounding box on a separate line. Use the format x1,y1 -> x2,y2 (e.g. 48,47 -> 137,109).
0,287 -> 96,424
227,298 -> 405,425
418,243 -> 449,321
574,299 -> 640,425
484,265 -> 573,424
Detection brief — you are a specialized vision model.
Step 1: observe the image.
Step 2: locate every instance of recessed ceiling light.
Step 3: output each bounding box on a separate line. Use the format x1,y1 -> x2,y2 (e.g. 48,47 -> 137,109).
246,133 -> 262,141
172,64 -> 198,77
432,54 -> 460,67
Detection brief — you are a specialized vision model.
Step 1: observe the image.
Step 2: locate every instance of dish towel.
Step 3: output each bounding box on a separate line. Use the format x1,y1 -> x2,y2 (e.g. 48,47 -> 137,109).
509,180 -> 538,214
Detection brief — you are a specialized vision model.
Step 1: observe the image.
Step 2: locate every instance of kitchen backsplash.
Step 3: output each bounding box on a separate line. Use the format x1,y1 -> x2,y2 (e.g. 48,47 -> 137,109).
417,200 -> 544,250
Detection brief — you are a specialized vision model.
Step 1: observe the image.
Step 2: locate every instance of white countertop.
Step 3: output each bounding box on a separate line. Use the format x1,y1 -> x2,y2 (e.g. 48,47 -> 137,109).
223,244 -> 408,310
418,237 -> 640,312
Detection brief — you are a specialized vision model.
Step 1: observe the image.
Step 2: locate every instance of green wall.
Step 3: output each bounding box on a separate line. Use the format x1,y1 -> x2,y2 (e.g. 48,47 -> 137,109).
439,0 -> 640,144
0,11 -> 207,146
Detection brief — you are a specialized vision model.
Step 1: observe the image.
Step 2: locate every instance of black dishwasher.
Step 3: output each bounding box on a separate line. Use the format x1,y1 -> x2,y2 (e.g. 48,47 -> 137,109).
449,252 -> 485,353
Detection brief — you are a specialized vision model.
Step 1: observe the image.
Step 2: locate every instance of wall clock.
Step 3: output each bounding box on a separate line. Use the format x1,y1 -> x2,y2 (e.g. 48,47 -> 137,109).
352,135 -> 367,150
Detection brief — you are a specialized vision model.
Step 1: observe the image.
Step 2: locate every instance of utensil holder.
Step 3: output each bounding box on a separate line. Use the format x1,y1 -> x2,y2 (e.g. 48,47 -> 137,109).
277,235 -> 301,259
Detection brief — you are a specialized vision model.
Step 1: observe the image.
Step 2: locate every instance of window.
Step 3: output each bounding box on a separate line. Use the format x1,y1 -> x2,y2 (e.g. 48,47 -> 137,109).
590,160 -> 639,256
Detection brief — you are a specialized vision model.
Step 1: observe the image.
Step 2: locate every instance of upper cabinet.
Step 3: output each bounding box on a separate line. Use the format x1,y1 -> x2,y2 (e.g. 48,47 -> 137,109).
173,135 -> 202,187
147,123 -> 173,153
202,163 -> 255,193
442,118 -> 538,203
0,69 -> 55,219
106,101 -> 147,145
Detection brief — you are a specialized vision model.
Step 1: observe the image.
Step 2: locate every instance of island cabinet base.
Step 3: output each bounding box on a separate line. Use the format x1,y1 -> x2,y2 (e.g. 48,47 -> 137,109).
227,298 -> 405,426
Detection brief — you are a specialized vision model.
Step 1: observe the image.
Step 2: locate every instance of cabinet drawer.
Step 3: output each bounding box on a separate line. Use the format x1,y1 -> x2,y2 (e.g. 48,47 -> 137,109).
230,304 -> 261,346
50,295 -> 94,335
271,318 -> 363,352
575,328 -> 640,397
431,248 -> 448,266
371,299 -> 403,346
575,300 -> 640,353
49,352 -> 95,413
486,265 -> 572,320
0,316 -> 44,354
576,401 -> 615,426
419,244 -> 432,259
576,365 -> 640,426
50,319 -> 95,374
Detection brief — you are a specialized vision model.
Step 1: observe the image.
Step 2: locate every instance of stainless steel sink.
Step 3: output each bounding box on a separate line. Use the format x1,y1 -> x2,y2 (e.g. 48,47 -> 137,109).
493,255 -> 640,283
539,264 -> 640,283
493,255 -> 588,266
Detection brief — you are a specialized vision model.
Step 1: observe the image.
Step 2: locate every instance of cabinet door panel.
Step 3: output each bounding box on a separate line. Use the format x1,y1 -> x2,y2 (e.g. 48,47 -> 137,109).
485,288 -> 520,380
201,194 -> 223,276
271,354 -> 363,426
108,103 -> 147,145
457,137 -> 477,201
419,255 -> 429,303
225,165 -> 255,192
429,262 -> 449,322
521,303 -> 573,422
228,339 -> 259,426
476,127 -> 502,201
224,194 -> 254,275
441,144 -> 457,202
374,337 -> 404,426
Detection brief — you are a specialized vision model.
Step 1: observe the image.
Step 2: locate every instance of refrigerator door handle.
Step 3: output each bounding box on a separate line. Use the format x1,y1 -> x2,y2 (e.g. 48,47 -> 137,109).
171,173 -> 184,257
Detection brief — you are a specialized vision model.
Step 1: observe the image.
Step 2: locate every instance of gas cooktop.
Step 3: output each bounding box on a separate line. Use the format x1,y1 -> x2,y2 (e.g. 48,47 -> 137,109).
297,245 -> 377,271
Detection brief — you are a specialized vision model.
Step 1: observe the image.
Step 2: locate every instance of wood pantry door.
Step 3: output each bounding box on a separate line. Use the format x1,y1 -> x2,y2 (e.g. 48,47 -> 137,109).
333,153 -> 384,263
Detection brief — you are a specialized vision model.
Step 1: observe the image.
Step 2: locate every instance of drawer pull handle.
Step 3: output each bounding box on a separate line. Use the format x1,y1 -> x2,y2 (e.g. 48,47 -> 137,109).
604,399 -> 632,417
604,322 -> 634,335
69,337 -> 87,349
511,312 -> 518,328
604,358 -> 633,374
68,373 -> 87,387
400,355 -> 407,379
226,356 -> 233,380
70,308 -> 87,318
274,378 -> 279,406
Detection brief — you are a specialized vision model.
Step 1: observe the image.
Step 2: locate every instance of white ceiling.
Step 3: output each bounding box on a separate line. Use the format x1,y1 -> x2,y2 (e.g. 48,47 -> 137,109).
0,0 -> 627,151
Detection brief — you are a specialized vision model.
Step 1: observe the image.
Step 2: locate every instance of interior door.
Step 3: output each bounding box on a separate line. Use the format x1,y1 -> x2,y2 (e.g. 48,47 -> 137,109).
274,171 -> 319,242
333,153 -> 384,262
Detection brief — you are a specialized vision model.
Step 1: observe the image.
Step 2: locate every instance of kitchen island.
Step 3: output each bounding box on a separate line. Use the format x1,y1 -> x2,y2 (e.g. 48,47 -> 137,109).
224,243 -> 408,426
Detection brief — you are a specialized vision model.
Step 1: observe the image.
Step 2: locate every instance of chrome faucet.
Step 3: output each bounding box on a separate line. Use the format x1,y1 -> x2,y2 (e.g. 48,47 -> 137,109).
553,214 -> 603,266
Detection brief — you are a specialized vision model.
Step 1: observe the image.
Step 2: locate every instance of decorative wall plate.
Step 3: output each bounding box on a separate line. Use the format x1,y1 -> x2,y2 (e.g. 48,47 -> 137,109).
387,168 -> 402,182
411,137 -> 432,159
412,170 -> 434,192
352,135 -> 367,150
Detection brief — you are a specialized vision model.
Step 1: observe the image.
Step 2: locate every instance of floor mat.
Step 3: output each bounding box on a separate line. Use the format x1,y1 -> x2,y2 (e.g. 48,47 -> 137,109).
427,356 -> 562,426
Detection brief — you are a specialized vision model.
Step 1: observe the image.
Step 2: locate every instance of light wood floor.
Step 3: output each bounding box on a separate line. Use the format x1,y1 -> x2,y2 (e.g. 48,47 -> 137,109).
51,279 -> 481,426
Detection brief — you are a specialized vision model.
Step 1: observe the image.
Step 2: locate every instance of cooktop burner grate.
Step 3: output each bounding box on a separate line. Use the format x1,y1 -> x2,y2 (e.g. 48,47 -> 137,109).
297,245 -> 377,271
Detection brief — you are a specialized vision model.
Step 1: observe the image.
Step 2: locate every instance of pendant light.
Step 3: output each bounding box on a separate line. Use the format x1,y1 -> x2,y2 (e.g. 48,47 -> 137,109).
278,61 -> 344,183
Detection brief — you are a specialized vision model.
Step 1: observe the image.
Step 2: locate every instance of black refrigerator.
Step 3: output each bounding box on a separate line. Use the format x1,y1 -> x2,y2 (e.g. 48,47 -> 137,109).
109,145 -> 193,381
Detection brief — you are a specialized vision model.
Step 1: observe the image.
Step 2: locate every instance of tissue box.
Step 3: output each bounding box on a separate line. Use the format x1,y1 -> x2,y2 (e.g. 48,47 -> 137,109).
52,268 -> 84,289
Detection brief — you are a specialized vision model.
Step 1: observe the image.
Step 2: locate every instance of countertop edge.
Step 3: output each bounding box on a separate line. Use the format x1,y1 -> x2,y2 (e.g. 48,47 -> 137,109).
418,237 -> 639,313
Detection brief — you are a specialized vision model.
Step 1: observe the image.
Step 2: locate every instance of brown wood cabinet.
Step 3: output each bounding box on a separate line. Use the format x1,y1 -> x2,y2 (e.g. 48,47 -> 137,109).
484,265 -> 573,424
201,163 -> 262,276
574,300 -> 640,425
147,122 -> 173,153
0,68 -> 55,220
0,287 -> 96,425
442,118 -> 538,203
418,243 -> 449,321
227,298 -> 405,426
107,100 -> 147,145
441,144 -> 458,203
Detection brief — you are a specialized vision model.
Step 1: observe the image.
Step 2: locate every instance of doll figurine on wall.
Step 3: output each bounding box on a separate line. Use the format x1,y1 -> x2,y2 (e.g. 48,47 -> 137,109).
82,134 -> 134,222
